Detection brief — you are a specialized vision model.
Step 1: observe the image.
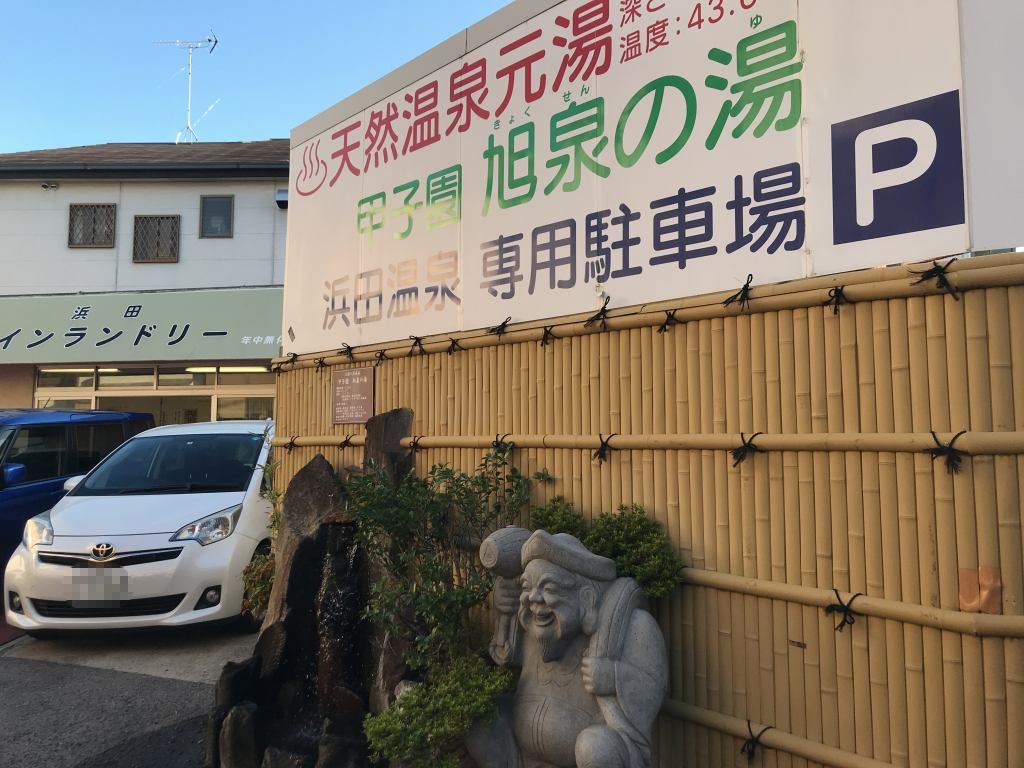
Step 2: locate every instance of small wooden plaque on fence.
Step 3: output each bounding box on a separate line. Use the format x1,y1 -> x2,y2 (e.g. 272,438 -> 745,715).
331,367 -> 375,424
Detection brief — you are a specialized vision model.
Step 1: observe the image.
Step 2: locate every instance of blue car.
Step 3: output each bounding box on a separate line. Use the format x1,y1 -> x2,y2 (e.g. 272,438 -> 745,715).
0,410 -> 154,565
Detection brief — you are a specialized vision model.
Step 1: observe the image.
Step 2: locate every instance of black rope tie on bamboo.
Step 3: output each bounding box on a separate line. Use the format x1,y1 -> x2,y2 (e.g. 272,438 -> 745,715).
271,362 -> 284,374
540,326 -> 558,347
447,338 -> 464,356
487,316 -> 513,338
592,433 -> 618,463
724,274 -> 754,312
730,432 -> 763,467
824,588 -> 863,632
374,350 -> 388,367
823,285 -> 850,315
492,433 -> 513,451
338,435 -> 354,450
284,436 -> 298,452
286,352 -> 299,368
657,309 -> 682,334
927,429 -> 969,474
584,296 -> 612,331
339,344 -> 356,362
408,335 -> 426,356
910,257 -> 959,300
314,357 -> 327,371
408,436 -> 424,453
740,720 -> 773,762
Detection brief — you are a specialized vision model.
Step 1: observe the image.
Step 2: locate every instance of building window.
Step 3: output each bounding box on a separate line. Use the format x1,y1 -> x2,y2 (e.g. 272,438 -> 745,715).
200,195 -> 234,238
133,215 -> 180,263
68,204 -> 116,248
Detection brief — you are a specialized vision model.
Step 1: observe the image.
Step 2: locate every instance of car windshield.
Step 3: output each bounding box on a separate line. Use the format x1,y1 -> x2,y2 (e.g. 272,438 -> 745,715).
74,432 -> 265,496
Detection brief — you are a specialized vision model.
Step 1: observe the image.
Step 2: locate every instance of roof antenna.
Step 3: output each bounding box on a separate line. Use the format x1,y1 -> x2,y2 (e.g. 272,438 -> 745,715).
154,31 -> 218,144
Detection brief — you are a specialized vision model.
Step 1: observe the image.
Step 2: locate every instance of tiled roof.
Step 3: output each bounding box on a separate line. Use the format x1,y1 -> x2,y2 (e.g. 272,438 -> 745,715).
0,140 -> 289,179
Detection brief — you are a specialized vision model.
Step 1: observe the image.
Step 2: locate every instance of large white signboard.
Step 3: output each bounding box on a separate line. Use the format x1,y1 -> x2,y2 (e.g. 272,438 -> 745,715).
285,0 -> 969,355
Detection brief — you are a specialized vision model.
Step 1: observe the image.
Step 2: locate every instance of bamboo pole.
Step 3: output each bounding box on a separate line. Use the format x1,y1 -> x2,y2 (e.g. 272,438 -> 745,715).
941,291 -> 983,768
964,289 -> 1007,768
793,307 -> 823,767
988,286 -> 1022,766
621,330 -> 634,512
924,293 -> 965,767
717,313 -> 742,764
808,303 -> 839,760
630,328 -> 644,513
872,299 -> 908,764
589,333 -> 602,525
856,301 -> 891,762
825,302 -> 856,756
778,308 -> 809,768
1005,287 -> 1024,768
909,296 -> 946,768
609,330 -> 623,512
699,317 -> 723,767
751,311 -> 778,768
679,568 -> 1024,637
272,430 -> 1024,454
598,331 -> 613,517
736,313 -> 763,768
840,303 -> 873,759
662,700 -> 897,768
889,298 -> 929,768
571,335 -> 587,519
766,308 -> 792,768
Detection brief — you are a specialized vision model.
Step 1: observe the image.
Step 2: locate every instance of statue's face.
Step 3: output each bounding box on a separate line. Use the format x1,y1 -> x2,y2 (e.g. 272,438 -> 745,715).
519,559 -> 583,662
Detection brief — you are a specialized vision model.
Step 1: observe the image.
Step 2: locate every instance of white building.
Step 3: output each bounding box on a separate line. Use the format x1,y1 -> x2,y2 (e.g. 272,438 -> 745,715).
0,141 -> 288,424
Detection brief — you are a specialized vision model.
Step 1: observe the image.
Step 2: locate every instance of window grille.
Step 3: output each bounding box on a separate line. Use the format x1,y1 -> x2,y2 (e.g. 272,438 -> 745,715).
68,204 -> 116,248
133,215 -> 180,263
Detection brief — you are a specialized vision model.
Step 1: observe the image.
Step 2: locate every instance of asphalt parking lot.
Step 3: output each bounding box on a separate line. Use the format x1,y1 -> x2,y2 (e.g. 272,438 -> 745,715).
0,626 -> 255,768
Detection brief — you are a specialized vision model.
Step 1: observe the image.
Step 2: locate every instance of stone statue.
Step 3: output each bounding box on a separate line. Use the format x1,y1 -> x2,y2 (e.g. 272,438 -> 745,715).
467,528 -> 669,768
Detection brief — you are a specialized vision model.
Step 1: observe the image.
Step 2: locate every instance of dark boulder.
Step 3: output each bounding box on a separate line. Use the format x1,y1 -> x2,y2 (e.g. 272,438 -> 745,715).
219,701 -> 262,768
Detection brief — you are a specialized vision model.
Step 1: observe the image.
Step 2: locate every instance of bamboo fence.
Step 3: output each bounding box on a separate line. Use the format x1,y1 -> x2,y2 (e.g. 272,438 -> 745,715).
272,252 -> 1024,767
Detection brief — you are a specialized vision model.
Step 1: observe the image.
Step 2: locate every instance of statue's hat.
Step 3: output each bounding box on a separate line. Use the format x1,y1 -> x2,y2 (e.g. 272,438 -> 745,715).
521,530 -> 616,581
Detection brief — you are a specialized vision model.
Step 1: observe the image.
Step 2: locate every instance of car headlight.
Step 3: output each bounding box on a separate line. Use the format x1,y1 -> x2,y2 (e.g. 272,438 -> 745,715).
23,511 -> 54,548
170,504 -> 243,546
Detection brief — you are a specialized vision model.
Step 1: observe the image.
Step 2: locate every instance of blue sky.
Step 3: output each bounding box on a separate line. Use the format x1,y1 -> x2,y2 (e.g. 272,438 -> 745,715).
0,1 -> 510,153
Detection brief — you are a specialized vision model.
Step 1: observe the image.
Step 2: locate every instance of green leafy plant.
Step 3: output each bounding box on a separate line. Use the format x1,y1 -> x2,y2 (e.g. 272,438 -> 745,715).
348,444 -> 530,671
531,468 -> 555,484
529,495 -> 587,540
241,439 -> 282,618
584,504 -> 683,599
363,654 -> 513,768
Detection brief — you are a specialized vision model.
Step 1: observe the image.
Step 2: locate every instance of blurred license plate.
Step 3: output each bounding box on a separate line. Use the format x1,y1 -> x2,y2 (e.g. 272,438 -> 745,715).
70,567 -> 129,601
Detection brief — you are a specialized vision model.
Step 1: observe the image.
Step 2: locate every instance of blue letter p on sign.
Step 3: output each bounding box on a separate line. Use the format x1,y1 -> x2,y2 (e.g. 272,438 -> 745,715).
832,90 -> 965,245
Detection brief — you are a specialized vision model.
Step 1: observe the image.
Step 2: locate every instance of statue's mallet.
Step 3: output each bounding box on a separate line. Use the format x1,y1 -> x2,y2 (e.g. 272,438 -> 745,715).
480,526 -> 532,664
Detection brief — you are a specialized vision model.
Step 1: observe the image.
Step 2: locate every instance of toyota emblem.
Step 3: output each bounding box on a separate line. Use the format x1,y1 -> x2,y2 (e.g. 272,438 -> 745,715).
92,543 -> 115,560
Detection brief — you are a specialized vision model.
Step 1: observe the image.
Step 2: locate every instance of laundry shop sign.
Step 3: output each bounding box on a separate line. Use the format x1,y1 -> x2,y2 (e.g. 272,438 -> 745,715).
0,287 -> 284,364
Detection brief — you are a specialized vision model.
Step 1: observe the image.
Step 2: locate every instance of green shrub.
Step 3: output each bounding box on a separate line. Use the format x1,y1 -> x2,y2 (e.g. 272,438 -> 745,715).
364,654 -> 513,768
529,495 -> 587,539
347,444 -> 530,671
584,505 -> 683,599
241,441 -> 282,619
241,547 -> 275,617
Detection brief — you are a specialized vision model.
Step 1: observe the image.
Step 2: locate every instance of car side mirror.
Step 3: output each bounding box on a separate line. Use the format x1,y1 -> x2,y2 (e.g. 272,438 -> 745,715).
2,462 -> 27,487
63,475 -> 86,493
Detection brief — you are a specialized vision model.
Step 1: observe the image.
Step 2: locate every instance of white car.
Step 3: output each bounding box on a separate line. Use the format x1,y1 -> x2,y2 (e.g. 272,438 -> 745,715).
4,420 -> 273,633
